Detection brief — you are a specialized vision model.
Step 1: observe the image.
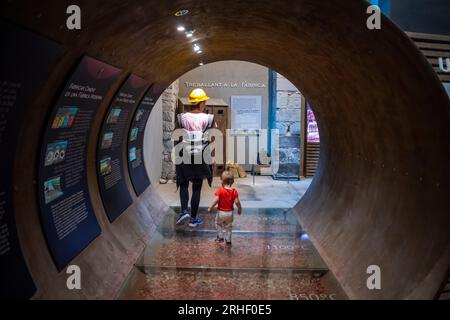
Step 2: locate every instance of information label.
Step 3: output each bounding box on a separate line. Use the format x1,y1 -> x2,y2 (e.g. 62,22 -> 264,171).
38,56 -> 121,270
128,84 -> 165,196
0,20 -> 63,299
98,75 -> 149,221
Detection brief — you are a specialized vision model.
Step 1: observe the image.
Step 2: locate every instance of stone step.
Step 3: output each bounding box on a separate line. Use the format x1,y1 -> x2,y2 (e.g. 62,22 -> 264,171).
160,207 -> 302,236
128,268 -> 347,300
137,233 -> 326,270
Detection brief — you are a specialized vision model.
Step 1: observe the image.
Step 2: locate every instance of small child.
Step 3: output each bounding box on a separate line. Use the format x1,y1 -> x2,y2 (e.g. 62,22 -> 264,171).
208,171 -> 242,246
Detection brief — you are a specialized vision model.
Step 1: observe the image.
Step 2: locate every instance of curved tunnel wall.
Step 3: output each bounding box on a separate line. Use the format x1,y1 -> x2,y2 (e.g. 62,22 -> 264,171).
1,0 -> 449,299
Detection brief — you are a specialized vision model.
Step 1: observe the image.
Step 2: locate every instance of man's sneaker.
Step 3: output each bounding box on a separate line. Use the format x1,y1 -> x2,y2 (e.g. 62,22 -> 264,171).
176,210 -> 190,225
215,237 -> 224,243
189,218 -> 204,227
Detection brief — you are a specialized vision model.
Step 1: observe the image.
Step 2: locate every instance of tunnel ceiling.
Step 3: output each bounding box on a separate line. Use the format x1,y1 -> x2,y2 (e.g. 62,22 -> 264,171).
1,0 -> 450,299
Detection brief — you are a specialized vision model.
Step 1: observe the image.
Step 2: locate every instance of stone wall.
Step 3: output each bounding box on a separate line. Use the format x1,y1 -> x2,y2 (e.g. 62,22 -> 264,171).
273,73 -> 302,179
161,80 -> 179,181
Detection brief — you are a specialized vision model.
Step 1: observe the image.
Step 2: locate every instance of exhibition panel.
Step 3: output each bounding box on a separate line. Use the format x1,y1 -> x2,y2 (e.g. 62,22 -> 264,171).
127,84 -> 165,196
0,20 -> 63,299
97,75 -> 150,222
38,56 -> 121,270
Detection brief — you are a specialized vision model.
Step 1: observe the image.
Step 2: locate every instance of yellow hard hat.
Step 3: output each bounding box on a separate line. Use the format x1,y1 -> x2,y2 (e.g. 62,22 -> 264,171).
188,88 -> 210,104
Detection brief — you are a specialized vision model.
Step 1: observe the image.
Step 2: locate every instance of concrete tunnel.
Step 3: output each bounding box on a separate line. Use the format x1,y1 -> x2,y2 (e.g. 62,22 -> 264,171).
1,0 -> 449,300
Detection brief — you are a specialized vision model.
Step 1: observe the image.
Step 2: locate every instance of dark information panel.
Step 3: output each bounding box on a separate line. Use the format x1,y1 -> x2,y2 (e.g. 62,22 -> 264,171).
128,84 -> 165,196
97,75 -> 149,222
38,56 -> 121,270
0,20 -> 63,299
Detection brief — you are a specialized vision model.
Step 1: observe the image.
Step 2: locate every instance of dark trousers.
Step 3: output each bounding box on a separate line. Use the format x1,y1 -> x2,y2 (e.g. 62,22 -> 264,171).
180,179 -> 203,219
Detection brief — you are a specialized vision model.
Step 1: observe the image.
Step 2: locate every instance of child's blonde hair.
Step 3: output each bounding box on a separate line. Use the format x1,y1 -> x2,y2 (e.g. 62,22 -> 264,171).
221,171 -> 234,186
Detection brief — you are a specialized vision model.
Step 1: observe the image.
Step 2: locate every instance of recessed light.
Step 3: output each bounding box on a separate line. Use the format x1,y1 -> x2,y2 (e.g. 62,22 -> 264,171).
199,62 -> 204,66
185,30 -> 194,38
177,26 -> 185,32
175,9 -> 189,17
197,50 -> 203,54
193,43 -> 201,52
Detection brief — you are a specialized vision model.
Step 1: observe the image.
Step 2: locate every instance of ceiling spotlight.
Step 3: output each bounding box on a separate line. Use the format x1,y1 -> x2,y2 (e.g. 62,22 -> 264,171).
193,43 -> 201,52
199,62 -> 204,66
177,26 -> 185,32
185,30 -> 194,38
197,50 -> 203,54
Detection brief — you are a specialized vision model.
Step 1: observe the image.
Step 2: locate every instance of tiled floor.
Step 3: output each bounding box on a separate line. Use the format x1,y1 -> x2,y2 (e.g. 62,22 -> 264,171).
120,207 -> 347,300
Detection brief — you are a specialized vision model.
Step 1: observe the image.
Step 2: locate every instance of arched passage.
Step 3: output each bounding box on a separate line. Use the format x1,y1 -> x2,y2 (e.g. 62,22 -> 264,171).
1,0 -> 449,299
